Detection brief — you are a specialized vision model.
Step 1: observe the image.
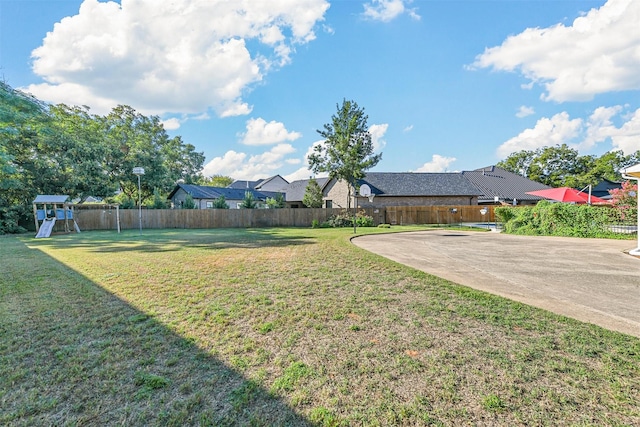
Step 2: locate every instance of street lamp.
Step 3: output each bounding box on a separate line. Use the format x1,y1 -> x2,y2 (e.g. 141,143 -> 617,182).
621,163 -> 640,255
133,167 -> 145,235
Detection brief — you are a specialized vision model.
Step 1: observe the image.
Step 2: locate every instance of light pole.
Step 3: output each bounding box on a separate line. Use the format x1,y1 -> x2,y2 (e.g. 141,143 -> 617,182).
622,163 -> 640,255
133,167 -> 145,235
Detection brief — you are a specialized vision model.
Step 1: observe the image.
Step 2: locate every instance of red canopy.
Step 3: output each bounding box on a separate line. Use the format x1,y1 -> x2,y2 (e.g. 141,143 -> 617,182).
525,187 -> 609,204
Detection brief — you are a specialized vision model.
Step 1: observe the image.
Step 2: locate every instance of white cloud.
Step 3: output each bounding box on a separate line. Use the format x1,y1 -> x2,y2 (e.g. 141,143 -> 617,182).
403,125 -> 414,133
516,105 -> 535,118
606,108 -> 640,153
161,117 -> 182,130
202,143 -> 297,180
413,154 -> 457,172
471,0 -> 640,102
239,118 -> 302,145
283,140 -> 328,182
580,105 -> 622,150
25,0 -> 330,116
368,123 -> 388,152
497,112 -> 583,158
362,0 -> 420,22
497,106 -> 640,158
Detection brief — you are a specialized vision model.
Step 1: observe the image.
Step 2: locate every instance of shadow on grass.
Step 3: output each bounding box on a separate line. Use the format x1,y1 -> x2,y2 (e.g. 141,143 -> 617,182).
1,237 -> 313,426
27,228 -> 316,254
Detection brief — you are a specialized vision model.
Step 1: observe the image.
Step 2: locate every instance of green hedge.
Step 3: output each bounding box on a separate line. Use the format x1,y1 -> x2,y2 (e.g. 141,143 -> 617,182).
495,201 -> 635,239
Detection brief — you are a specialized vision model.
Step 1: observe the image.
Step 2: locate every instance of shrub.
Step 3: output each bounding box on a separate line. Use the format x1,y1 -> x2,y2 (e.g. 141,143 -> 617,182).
148,188 -> 169,209
325,210 -> 353,228
182,194 -> 197,209
212,195 -> 229,209
377,223 -> 391,228
355,210 -> 374,227
499,201 -> 632,239
324,209 -> 375,228
240,191 -> 257,209
0,205 -> 27,234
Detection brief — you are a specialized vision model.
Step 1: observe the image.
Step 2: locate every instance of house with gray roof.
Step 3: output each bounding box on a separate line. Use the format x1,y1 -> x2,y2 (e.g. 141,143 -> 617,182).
284,177 -> 329,208
168,184 -> 282,209
461,166 -> 551,205
323,173 -> 482,209
228,175 -> 289,193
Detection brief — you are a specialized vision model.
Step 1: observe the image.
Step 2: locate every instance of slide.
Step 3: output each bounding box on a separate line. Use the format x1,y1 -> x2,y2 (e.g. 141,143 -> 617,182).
35,217 -> 56,238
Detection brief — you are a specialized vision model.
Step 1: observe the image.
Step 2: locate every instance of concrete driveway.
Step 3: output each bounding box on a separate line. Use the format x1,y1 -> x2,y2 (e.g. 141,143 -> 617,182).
353,230 -> 640,338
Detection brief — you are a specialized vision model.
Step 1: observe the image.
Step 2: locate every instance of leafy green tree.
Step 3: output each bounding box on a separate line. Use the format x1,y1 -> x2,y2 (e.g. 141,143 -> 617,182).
0,81 -> 53,231
212,195 -> 229,209
266,193 -> 285,209
101,105 -> 170,202
302,178 -> 323,208
309,99 -> 381,210
240,191 -> 258,209
111,193 -> 136,209
584,151 -> 640,184
48,104 -> 117,199
497,145 -> 640,188
161,135 -> 205,185
197,174 -> 234,187
148,188 -> 169,209
0,82 -> 206,232
182,194 -> 197,209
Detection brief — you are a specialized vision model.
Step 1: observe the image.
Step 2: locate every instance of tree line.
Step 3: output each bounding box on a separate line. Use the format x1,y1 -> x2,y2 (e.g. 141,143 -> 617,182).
497,144 -> 640,188
1,81 -> 205,232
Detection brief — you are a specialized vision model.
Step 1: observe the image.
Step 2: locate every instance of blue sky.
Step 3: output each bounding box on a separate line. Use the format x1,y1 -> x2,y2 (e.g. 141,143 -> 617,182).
1,0 -> 639,182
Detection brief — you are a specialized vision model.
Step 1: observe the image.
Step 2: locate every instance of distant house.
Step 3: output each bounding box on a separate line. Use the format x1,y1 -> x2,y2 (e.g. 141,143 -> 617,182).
590,178 -> 622,199
168,184 -> 282,209
228,175 -> 289,193
284,177 -> 329,208
323,173 -> 482,209
461,166 -> 551,205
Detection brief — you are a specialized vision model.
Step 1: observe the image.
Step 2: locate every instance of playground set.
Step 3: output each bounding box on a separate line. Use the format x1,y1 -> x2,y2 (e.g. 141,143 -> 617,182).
32,195 -> 79,238
32,195 -> 121,238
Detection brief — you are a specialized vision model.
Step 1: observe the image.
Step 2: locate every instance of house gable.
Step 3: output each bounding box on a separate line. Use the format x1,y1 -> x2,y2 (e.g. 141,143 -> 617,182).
255,175 -> 289,192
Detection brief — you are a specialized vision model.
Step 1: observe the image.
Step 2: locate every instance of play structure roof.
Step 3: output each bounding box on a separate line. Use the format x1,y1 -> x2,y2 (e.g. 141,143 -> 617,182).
33,195 -> 70,204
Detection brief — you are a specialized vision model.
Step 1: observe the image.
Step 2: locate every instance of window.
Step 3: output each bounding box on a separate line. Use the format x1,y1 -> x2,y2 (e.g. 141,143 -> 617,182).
325,200 -> 332,208
206,201 -> 213,209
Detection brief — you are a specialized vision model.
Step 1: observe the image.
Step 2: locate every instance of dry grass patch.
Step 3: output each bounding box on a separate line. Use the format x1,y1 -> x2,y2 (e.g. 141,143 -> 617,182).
1,228 -> 639,426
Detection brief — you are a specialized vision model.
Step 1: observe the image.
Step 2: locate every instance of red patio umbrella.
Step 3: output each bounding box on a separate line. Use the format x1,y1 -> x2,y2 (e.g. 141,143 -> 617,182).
525,187 -> 609,204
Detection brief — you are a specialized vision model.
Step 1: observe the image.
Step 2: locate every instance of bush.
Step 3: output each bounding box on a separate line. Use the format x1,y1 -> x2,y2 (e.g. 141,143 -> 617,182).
323,209 -> 375,228
311,219 -> 320,229
499,201 -> 633,239
212,196 -> 229,209
378,223 -> 391,228
148,188 -> 169,209
109,193 -> 136,209
182,194 -> 197,209
325,210 -> 353,228
355,212 -> 374,227
0,205 -> 27,234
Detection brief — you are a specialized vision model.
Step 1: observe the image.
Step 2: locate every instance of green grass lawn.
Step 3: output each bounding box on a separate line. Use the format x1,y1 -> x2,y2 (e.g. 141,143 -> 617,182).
1,227 -> 639,426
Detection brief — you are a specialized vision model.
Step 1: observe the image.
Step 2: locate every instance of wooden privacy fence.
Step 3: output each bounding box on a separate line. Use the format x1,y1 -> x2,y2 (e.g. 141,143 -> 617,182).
72,205 -> 497,231
74,207 -> 350,230
385,205 -> 496,226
